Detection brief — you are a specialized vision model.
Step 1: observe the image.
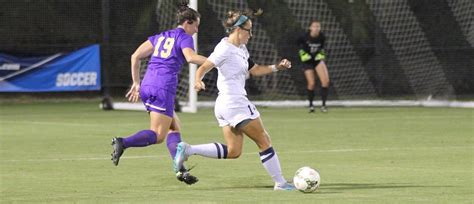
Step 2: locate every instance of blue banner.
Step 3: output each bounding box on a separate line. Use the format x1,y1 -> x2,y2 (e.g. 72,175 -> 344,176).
0,44 -> 101,92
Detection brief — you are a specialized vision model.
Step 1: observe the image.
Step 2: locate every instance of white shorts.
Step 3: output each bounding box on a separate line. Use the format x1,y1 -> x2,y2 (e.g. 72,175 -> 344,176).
214,94 -> 260,128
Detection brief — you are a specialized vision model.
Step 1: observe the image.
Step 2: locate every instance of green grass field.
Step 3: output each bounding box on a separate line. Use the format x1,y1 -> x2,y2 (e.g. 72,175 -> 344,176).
0,102 -> 472,203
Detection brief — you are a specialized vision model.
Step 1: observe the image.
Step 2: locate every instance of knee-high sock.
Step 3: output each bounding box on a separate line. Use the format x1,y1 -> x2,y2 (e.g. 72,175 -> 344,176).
166,132 -> 181,158
259,147 -> 287,185
321,87 -> 328,106
186,143 -> 228,159
307,89 -> 315,107
122,130 -> 157,148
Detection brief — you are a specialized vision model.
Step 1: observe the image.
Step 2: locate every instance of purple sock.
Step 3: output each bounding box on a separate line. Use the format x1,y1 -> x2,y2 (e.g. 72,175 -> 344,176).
122,130 -> 157,148
166,132 -> 182,158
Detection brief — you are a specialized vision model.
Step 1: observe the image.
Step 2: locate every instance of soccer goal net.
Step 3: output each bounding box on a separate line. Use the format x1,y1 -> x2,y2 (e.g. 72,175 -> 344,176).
110,0 -> 473,111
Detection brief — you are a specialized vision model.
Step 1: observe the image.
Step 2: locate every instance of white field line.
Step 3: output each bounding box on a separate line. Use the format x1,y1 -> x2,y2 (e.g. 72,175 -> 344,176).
0,115 -> 469,128
0,146 -> 471,163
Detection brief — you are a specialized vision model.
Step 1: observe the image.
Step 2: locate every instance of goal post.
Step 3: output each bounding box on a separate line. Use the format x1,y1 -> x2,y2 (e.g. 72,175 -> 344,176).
181,0 -> 198,113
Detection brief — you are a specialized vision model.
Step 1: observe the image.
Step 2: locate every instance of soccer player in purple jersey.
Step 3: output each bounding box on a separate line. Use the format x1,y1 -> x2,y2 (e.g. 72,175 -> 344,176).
110,2 -> 207,185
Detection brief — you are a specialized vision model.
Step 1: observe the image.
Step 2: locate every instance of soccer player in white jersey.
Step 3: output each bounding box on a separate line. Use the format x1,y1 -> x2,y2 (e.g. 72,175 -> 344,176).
174,9 -> 295,191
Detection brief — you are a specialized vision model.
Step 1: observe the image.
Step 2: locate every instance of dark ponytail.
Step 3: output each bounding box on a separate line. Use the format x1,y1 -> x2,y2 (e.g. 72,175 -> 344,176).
176,1 -> 201,25
222,8 -> 263,33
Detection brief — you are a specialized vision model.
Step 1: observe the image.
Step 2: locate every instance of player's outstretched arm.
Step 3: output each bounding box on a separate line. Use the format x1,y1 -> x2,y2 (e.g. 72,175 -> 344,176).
126,40 -> 154,102
249,59 -> 292,77
183,48 -> 207,65
194,60 -> 215,92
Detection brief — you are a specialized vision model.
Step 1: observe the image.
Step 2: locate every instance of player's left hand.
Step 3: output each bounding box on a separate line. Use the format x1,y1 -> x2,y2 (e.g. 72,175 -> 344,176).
277,59 -> 292,70
126,83 -> 140,103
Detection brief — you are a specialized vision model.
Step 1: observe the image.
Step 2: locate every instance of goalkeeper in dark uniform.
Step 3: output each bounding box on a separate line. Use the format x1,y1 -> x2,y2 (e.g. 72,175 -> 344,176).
297,20 -> 330,113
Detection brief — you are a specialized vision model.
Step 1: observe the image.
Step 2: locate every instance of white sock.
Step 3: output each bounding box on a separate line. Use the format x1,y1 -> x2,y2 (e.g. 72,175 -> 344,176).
259,147 -> 287,185
187,143 -> 228,159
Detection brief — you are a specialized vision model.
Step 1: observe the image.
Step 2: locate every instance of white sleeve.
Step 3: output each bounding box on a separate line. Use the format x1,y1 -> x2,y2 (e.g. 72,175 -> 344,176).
207,43 -> 227,67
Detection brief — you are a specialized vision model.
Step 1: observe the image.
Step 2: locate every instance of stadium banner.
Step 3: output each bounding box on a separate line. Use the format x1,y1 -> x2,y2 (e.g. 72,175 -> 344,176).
0,44 -> 101,92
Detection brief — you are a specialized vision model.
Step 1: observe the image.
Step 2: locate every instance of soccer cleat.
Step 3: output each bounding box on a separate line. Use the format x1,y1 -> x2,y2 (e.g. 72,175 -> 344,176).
274,182 -> 296,191
308,106 -> 315,113
173,142 -> 190,173
176,169 -> 199,185
111,137 -> 125,166
320,106 -> 328,113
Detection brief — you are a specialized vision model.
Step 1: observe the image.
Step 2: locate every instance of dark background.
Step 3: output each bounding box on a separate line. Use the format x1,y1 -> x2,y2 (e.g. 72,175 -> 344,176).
1,0 -> 472,100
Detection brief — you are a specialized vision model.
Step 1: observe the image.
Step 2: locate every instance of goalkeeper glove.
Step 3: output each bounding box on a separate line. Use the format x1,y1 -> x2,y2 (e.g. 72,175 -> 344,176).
299,49 -> 312,62
315,50 -> 326,61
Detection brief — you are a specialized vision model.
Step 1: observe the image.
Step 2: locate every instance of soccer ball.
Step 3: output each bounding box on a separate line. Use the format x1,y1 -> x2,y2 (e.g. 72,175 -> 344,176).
293,166 -> 321,193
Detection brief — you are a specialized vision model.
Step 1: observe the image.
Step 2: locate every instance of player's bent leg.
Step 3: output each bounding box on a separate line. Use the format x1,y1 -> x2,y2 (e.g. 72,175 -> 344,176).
174,125 -> 243,172
239,118 -> 271,151
240,118 -> 294,190
184,125 -> 242,160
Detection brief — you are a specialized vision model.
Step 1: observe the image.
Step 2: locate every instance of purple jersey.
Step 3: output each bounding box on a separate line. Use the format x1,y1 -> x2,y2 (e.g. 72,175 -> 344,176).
141,27 -> 194,94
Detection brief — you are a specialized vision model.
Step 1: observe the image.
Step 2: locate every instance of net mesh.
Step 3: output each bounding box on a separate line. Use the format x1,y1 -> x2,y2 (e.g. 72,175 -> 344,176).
2,0 -> 472,103
447,0 -> 474,47
148,0 -> 466,103
153,0 -> 380,103
367,0 -> 454,99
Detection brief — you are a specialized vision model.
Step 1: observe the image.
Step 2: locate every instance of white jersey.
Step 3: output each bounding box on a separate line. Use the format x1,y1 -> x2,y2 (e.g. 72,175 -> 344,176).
207,38 -> 260,127
207,37 -> 250,96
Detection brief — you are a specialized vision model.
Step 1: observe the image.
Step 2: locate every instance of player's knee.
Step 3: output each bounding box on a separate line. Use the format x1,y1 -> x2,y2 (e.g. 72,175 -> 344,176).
227,147 -> 242,159
307,83 -> 315,90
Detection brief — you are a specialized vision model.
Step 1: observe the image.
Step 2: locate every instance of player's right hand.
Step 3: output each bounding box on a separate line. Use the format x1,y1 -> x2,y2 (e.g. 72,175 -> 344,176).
194,80 -> 206,92
126,83 -> 140,102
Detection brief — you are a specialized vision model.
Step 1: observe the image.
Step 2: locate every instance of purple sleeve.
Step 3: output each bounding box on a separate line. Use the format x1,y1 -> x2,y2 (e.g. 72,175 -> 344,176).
179,35 -> 195,51
148,35 -> 158,47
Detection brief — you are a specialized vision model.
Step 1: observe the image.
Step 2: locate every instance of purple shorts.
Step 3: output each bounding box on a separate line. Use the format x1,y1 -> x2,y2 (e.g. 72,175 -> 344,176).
140,85 -> 175,118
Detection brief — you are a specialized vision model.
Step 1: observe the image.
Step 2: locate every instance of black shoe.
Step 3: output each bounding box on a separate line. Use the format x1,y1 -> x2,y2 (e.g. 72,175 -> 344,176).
111,137 -> 125,166
176,171 -> 199,185
176,167 -> 199,185
309,106 -> 315,113
320,106 -> 328,113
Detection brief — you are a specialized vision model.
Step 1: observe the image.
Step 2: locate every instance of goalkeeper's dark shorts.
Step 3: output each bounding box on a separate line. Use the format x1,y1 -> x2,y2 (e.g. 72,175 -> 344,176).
302,60 -> 323,70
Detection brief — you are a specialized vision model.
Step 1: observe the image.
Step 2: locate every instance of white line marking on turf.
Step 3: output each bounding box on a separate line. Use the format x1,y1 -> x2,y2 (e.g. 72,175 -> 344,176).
0,146 -> 470,163
0,155 -> 162,163
1,115 -> 468,128
0,121 -> 105,127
